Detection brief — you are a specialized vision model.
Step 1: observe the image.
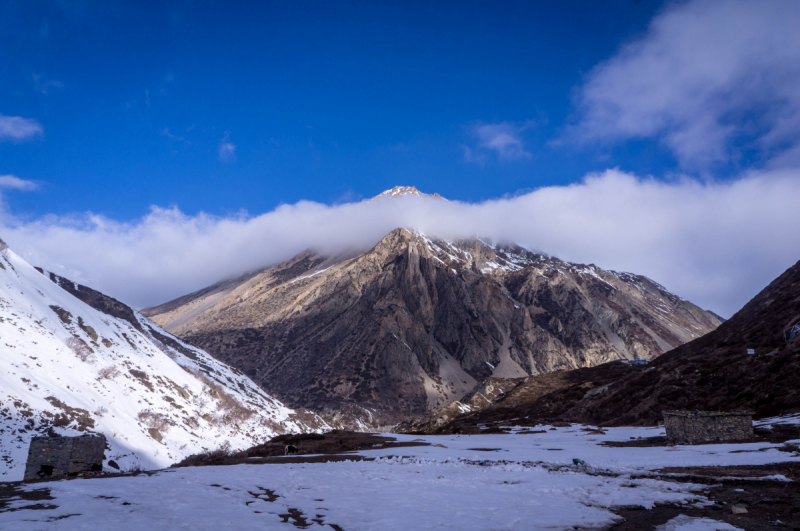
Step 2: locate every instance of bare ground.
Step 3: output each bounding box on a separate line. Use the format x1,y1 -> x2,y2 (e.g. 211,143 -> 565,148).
613,462 -> 800,530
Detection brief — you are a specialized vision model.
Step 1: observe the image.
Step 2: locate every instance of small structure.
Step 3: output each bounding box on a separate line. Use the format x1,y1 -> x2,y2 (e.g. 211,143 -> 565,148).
663,410 -> 753,444
619,358 -> 648,365
24,434 -> 106,482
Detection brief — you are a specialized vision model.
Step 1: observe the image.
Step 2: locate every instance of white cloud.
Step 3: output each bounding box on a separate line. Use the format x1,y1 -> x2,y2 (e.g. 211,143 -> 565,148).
0,114 -> 43,141
219,132 -> 236,162
466,121 -> 532,162
2,169 -> 798,317
569,0 -> 800,169
0,175 -> 38,191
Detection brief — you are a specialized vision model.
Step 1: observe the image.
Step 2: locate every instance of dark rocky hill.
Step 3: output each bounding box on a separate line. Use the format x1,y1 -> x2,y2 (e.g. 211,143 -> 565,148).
429,259 -> 800,432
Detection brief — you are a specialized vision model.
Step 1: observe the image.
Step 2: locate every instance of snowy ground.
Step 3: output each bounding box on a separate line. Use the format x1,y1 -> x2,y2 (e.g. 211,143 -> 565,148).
2,423 -> 798,530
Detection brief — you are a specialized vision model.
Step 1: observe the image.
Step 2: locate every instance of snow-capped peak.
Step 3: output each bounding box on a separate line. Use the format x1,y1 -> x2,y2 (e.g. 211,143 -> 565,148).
374,186 -> 444,199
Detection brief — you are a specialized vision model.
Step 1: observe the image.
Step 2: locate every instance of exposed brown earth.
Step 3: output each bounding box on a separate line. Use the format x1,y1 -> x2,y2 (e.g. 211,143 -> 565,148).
172,430 -> 430,468
612,462 -> 800,530
425,259 -> 800,433
144,226 -> 721,427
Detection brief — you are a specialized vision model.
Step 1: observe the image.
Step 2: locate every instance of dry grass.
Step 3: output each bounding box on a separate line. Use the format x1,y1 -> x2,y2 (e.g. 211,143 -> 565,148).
97,366 -> 121,380
259,417 -> 286,434
76,316 -> 98,341
188,368 -> 254,427
137,409 -> 170,431
67,336 -> 94,363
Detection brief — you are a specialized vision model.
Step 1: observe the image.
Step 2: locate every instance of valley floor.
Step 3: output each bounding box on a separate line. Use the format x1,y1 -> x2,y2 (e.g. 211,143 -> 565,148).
1,417 -> 799,530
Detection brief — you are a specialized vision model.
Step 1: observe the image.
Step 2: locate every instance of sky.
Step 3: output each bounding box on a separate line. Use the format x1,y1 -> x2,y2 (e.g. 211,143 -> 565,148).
2,0 -> 800,316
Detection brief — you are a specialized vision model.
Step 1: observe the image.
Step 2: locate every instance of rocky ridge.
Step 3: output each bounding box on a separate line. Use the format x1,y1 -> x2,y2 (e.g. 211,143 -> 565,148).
428,258 -> 800,432
144,206 -> 722,427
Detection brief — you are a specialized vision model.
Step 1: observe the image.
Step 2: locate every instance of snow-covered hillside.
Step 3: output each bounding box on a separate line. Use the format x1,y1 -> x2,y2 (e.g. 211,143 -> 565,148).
0,242 -> 325,481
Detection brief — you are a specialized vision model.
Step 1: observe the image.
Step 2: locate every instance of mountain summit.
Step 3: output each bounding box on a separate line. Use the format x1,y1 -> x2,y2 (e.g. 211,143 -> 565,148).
373,186 -> 444,200
143,228 -> 721,427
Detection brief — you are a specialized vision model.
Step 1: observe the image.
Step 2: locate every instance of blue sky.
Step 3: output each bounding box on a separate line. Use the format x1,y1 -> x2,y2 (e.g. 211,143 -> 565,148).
2,0 -> 800,315
1,0 -> 672,218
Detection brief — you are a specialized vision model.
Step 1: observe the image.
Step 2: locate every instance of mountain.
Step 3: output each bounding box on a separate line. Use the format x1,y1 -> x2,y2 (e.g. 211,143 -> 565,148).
372,185 -> 444,200
144,194 -> 721,427
0,240 -> 325,481
429,258 -> 800,432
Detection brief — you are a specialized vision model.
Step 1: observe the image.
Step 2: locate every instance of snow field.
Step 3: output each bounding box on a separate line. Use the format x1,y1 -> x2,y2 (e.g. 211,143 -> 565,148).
2,422 -> 797,530
360,425 -> 800,472
0,457 -> 708,530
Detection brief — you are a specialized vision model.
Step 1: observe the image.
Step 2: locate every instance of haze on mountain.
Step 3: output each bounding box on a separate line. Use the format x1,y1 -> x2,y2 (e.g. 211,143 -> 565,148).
144,187 -> 721,427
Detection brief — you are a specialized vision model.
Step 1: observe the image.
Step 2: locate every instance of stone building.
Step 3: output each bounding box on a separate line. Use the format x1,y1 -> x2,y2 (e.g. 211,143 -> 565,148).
663,410 -> 754,444
23,434 -> 106,482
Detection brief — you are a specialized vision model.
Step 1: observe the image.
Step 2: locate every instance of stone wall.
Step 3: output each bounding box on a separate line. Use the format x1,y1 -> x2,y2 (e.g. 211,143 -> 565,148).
663,410 -> 754,444
23,434 -> 106,482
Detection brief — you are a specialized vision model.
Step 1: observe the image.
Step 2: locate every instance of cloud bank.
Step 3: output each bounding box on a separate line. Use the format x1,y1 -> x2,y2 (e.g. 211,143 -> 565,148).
570,0 -> 800,168
2,169 -> 798,316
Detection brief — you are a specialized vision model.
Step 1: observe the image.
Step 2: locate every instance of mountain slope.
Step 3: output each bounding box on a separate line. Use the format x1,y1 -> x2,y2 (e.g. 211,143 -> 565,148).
0,242 -> 324,481
144,226 -> 721,427
432,258 -> 800,431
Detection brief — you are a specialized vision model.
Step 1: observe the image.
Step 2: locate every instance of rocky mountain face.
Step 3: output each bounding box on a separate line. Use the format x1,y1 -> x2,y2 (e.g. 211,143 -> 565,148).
397,376 -> 525,433
0,241 -> 324,481
144,218 -> 721,428
430,258 -> 800,432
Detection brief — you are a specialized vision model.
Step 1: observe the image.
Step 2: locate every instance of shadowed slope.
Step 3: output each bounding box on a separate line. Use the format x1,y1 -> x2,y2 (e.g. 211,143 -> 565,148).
432,259 -> 800,432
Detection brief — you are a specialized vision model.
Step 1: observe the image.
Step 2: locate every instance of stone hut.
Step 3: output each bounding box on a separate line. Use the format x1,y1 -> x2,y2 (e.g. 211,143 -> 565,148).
24,434 -> 106,482
663,410 -> 754,444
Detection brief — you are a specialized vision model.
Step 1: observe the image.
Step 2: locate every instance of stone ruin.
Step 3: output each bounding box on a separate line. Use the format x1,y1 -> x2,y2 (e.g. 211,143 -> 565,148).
24,434 -> 106,482
663,410 -> 754,444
